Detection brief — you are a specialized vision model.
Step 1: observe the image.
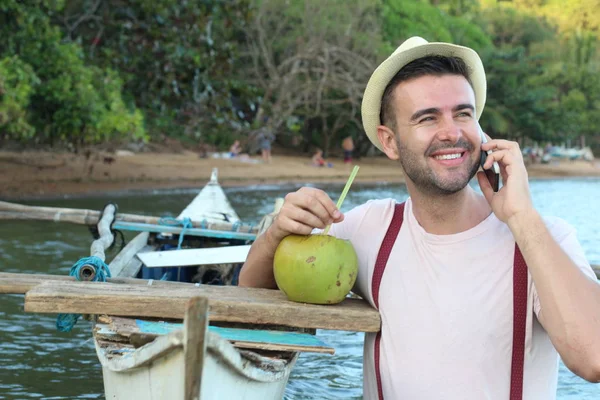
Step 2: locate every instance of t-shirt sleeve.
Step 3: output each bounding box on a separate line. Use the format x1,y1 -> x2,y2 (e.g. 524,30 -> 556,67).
532,216 -> 598,316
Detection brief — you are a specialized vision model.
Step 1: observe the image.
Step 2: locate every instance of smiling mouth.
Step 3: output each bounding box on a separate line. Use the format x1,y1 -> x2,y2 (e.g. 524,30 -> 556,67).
432,152 -> 464,160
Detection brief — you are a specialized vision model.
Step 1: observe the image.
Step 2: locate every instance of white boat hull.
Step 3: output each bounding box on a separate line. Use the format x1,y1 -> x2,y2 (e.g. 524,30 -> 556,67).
98,323 -> 298,400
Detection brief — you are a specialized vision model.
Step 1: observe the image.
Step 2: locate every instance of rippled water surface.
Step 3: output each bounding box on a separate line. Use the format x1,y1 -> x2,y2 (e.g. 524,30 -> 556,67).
0,178 -> 599,399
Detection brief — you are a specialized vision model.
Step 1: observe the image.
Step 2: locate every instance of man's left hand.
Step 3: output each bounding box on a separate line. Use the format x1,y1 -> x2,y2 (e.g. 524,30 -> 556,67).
477,138 -> 535,224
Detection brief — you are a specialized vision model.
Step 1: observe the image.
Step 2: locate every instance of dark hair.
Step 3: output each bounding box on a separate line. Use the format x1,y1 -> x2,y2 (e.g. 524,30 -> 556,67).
379,55 -> 473,130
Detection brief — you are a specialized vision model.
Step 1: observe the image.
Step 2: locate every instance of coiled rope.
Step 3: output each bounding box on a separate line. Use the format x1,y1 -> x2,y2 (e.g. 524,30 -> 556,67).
56,256 -> 112,332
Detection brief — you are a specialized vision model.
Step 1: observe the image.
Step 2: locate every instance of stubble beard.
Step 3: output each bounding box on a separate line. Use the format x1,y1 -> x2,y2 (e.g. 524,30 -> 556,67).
395,135 -> 480,196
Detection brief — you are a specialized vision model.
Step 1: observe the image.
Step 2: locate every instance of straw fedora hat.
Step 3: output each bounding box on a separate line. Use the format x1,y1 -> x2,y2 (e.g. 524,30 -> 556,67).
361,36 -> 487,152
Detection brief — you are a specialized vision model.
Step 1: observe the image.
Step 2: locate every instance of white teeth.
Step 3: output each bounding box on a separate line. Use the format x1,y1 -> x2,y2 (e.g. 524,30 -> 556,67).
434,153 -> 462,160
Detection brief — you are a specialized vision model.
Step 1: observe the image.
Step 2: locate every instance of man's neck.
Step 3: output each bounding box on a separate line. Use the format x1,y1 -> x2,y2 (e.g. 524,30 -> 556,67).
407,183 -> 491,235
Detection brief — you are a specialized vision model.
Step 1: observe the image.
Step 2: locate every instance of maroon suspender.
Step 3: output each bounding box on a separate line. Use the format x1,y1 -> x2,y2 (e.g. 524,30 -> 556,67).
372,203 -> 406,400
371,202 -> 528,400
510,246 -> 528,399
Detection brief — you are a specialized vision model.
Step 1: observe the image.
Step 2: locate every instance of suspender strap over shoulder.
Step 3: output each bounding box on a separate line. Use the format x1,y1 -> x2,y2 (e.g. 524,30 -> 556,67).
511,245 -> 528,400
370,202 -> 529,400
372,202 -> 405,400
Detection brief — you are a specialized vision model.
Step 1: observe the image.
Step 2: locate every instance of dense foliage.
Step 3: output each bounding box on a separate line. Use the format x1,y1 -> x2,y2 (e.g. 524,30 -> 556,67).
0,0 -> 598,153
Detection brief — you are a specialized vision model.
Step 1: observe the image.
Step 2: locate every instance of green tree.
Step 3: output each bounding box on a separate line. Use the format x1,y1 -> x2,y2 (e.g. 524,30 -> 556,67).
55,0 -> 254,147
382,0 -> 492,52
241,0 -> 382,154
480,46 -> 555,141
0,56 -> 39,140
0,0 -> 146,147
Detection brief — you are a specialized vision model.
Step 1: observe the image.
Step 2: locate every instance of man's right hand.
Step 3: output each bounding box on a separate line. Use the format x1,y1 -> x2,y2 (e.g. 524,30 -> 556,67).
267,187 -> 344,243
239,187 -> 343,288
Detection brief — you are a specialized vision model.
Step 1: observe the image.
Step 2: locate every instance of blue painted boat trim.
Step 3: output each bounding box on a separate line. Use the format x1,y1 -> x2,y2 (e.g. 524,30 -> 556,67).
135,320 -> 330,349
112,221 -> 256,241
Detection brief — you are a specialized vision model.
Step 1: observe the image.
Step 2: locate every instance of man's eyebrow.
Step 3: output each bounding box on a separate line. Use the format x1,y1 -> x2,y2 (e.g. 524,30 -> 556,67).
410,108 -> 440,122
453,104 -> 475,113
410,104 -> 475,122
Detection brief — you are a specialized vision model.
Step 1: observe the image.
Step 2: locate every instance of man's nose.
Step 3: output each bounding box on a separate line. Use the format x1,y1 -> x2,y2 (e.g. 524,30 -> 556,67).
436,117 -> 463,143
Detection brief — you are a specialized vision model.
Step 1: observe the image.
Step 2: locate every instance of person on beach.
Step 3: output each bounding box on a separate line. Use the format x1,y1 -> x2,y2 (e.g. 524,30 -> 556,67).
255,126 -> 275,163
342,135 -> 355,164
239,36 -> 600,399
229,140 -> 242,158
311,148 -> 333,168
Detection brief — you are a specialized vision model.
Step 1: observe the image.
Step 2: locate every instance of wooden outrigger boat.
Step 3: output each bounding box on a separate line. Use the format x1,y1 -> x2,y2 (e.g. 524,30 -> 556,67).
90,169 -> 308,400
0,168 -> 381,400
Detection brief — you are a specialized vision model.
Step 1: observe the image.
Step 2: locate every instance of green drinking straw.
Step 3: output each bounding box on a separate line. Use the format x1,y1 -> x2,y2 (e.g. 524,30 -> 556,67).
323,165 -> 360,236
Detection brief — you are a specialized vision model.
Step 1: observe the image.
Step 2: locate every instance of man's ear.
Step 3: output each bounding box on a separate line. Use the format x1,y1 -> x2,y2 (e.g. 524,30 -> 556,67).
377,125 -> 400,160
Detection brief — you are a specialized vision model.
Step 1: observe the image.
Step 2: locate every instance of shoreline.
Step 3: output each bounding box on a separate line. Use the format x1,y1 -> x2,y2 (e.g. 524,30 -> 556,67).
1,150 -> 599,201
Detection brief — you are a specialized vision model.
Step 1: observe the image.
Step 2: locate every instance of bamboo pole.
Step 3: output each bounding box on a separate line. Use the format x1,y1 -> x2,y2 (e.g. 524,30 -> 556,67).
0,200 -> 257,233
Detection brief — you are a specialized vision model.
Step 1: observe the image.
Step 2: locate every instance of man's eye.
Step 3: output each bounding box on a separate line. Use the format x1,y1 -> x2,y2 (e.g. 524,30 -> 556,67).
457,112 -> 472,118
419,116 -> 434,123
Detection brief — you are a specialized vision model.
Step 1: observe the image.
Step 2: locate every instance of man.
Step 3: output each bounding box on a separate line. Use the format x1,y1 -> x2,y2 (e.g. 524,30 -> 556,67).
239,37 -> 600,399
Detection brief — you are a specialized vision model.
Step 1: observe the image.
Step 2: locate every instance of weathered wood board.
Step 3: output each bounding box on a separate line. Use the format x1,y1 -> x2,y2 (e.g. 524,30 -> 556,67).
24,280 -> 381,332
0,272 -> 193,294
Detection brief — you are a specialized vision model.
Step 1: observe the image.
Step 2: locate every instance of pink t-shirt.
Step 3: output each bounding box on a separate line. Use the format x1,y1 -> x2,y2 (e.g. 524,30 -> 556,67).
328,198 -> 596,400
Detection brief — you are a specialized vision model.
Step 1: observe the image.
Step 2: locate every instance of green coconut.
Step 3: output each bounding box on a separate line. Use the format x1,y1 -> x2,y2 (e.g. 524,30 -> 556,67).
273,234 -> 358,305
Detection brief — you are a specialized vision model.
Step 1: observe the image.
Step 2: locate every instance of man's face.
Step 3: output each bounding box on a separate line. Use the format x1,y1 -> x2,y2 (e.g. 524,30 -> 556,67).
388,74 -> 480,196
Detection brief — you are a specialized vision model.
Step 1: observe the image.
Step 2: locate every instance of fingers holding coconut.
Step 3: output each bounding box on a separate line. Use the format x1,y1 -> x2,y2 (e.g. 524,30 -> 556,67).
272,213 -> 316,236
282,206 -> 330,231
288,188 -> 343,224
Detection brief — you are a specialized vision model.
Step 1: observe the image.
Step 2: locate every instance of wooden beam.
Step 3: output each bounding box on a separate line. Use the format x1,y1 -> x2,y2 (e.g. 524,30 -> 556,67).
24,280 -> 381,332
109,232 -> 150,277
0,272 -> 201,294
184,297 -> 208,400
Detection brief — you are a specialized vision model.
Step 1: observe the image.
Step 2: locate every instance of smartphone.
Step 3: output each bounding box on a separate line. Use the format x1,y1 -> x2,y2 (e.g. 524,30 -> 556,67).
479,126 -> 500,192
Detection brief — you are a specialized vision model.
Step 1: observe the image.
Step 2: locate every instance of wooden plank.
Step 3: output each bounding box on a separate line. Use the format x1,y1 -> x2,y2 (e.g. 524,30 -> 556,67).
0,272 -> 181,294
99,317 -> 334,354
109,232 -> 150,277
117,245 -> 153,278
138,245 -> 251,268
24,280 -> 381,332
184,297 -> 208,400
0,272 -> 208,294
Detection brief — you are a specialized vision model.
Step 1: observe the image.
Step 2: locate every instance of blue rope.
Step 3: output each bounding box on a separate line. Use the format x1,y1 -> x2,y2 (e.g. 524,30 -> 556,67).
56,256 -> 112,332
158,217 -> 193,249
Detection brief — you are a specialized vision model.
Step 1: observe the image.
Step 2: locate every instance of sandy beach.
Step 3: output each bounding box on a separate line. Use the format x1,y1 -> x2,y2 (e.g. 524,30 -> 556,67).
1,149 -> 599,200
